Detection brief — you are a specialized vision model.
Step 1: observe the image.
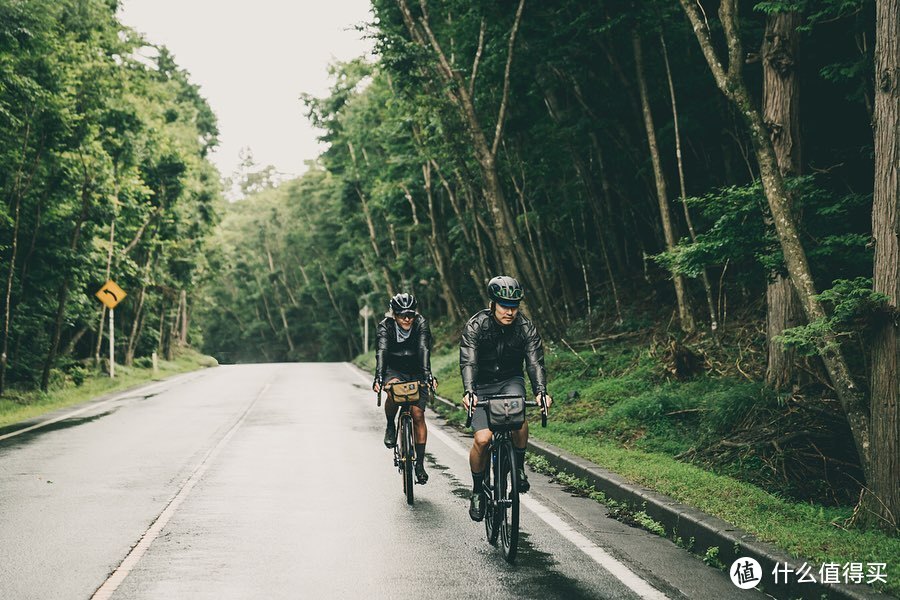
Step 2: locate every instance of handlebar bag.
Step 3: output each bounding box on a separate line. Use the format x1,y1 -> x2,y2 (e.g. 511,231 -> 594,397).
389,381 -> 420,405
487,397 -> 525,432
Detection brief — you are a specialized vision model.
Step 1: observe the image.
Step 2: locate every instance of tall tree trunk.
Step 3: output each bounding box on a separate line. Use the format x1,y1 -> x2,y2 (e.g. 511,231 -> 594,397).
632,30 -> 695,333
396,0 -> 561,333
179,290 -> 189,345
679,0 -> 872,473
318,263 -> 355,341
0,183 -> 22,396
422,163 -> 464,319
864,0 -> 899,531
0,117 -> 37,395
430,161 -> 490,304
124,286 -> 146,366
264,243 -> 295,353
660,30 -> 719,338
41,172 -> 93,390
762,10 -> 804,390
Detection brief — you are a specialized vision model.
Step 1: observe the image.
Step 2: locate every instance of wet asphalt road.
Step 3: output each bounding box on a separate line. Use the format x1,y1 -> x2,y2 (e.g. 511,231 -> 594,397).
0,363 -> 759,599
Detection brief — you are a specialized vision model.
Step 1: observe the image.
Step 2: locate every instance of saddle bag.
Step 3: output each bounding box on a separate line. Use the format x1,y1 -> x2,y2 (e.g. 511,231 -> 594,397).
389,381 -> 420,405
487,396 -> 525,432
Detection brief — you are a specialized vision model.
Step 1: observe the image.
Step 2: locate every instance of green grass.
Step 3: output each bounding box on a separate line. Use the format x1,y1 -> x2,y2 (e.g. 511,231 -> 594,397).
0,348 -> 217,429
420,344 -> 898,597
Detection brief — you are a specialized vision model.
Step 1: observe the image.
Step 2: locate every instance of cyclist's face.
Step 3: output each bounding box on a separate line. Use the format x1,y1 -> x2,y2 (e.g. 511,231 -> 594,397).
492,303 -> 518,325
394,313 -> 415,330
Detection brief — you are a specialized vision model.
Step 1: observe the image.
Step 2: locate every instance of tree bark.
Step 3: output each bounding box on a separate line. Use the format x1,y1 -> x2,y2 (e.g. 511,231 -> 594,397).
679,0 -> 872,473
632,30 -> 695,333
762,10 -> 804,389
864,0 -> 900,531
0,179 -> 22,396
422,163 -> 464,319
125,286 -> 146,366
0,117 -> 38,395
660,30 -> 718,338
40,169 -> 93,390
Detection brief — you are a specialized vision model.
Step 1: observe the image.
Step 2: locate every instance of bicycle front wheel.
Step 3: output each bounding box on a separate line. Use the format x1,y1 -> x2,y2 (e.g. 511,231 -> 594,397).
401,415 -> 414,505
484,448 -> 500,545
499,440 -> 519,562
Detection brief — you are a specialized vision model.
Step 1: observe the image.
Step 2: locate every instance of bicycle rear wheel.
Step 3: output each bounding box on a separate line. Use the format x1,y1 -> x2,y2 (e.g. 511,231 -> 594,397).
401,415 -> 414,505
498,441 -> 519,562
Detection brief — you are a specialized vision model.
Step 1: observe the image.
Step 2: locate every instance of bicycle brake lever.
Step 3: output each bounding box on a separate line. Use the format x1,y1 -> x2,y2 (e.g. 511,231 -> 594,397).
539,392 -> 548,428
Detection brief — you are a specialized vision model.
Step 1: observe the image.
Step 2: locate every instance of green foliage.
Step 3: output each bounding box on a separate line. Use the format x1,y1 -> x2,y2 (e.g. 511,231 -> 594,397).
702,546 -> 725,570
0,0 -> 221,393
779,278 -> 890,355
656,176 -> 874,292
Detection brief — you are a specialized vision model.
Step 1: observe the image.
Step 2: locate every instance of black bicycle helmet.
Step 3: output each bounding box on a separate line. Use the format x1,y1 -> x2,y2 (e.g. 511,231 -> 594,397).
390,292 -> 418,314
487,275 -> 524,307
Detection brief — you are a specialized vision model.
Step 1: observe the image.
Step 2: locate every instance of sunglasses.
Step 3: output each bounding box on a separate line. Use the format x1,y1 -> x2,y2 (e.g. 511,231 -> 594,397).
395,312 -> 415,320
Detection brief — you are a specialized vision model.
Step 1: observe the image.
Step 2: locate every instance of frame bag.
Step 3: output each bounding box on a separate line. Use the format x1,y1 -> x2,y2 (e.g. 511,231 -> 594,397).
389,381 -> 420,405
487,396 -> 525,432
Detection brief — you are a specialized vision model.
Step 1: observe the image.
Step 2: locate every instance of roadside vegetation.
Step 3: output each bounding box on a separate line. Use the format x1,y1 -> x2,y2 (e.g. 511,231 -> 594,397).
0,348 -> 216,430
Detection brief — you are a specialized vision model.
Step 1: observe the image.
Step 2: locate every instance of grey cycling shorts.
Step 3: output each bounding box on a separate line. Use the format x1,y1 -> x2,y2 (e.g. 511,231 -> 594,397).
470,376 -> 527,432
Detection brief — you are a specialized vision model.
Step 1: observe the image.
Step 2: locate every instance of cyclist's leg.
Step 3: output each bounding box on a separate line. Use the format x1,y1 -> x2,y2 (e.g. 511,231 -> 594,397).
463,395 -> 491,520
382,373 -> 402,447
411,404 -> 428,483
501,376 -> 530,492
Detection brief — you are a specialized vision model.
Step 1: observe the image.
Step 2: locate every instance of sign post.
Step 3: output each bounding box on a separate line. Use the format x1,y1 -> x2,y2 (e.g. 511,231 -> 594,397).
95,280 -> 127,378
109,308 -> 115,378
359,305 -> 373,354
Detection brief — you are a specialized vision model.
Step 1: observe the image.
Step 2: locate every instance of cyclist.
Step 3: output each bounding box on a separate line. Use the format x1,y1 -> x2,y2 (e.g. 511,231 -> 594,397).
460,275 -> 552,521
373,292 -> 436,484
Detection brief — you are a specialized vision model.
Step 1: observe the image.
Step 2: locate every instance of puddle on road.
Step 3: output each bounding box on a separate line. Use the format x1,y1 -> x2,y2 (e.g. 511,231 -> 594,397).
506,531 -> 600,599
432,455 -> 600,598
430,457 -> 473,500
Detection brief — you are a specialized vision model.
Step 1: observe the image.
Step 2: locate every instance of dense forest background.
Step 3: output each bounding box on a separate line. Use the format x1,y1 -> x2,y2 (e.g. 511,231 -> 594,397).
1,0 -> 896,529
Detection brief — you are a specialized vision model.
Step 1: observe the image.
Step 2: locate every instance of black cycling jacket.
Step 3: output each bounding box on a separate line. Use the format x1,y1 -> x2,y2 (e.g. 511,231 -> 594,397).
459,309 -> 547,395
375,314 -> 433,381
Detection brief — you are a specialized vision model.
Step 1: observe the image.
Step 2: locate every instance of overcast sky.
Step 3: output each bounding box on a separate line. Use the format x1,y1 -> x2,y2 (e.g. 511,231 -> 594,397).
118,0 -> 374,182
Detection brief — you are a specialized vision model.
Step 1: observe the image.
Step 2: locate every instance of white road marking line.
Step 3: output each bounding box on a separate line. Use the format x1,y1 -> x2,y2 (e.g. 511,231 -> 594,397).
90,382 -> 271,600
0,376 -> 185,443
520,496 -> 669,600
344,362 -> 669,600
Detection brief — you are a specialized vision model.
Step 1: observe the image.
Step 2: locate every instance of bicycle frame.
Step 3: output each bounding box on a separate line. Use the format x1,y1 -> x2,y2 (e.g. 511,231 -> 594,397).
465,391 -> 548,562
378,380 -> 434,506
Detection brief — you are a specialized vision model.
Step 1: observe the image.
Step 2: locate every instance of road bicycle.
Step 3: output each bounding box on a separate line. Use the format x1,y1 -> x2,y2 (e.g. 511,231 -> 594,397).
466,392 -> 547,562
378,380 -> 430,505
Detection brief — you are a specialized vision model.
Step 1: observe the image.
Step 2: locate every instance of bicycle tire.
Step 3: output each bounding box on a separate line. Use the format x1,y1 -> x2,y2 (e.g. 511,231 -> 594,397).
402,415 -> 415,505
499,440 -> 519,562
484,447 -> 501,545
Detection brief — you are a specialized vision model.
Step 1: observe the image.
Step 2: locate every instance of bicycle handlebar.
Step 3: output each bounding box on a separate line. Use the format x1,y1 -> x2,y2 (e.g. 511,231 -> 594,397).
463,393 -> 549,428
377,378 -> 435,408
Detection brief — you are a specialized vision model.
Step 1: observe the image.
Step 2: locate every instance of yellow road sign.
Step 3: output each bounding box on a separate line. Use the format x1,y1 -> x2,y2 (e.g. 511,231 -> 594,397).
95,279 -> 127,309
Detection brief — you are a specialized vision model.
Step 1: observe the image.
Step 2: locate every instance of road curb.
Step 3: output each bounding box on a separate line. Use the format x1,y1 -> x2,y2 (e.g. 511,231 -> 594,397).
423,387 -> 886,600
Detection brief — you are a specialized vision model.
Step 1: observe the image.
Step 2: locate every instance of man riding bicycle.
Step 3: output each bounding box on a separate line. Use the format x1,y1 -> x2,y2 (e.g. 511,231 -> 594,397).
373,292 -> 436,485
460,275 -> 552,521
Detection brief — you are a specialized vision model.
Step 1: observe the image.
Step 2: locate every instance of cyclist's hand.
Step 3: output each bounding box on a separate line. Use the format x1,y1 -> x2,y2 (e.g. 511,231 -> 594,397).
462,391 -> 478,410
432,377 -> 439,390
373,378 -> 382,393
536,393 -> 552,415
